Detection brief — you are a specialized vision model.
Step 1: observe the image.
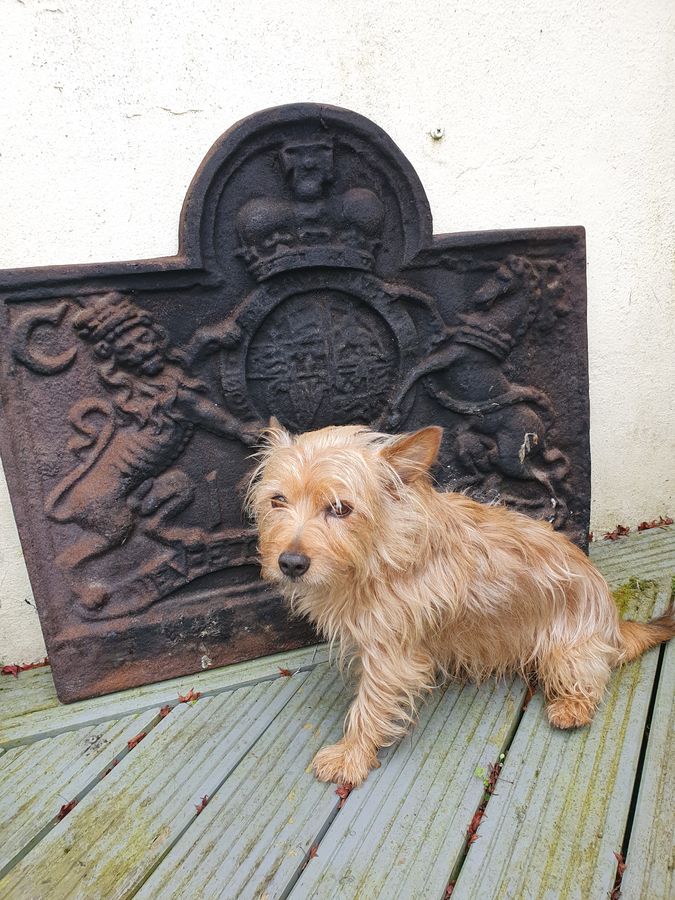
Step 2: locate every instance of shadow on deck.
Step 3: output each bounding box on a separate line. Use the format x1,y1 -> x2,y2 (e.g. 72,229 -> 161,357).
0,526 -> 673,899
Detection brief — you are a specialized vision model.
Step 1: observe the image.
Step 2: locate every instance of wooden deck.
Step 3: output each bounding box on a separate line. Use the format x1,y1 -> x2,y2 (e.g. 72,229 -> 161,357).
0,526 -> 673,899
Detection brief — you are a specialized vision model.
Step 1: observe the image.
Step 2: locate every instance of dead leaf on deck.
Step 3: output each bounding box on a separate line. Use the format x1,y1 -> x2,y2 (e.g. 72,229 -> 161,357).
102,758 -> 119,778
603,524 -> 630,541
278,667 -> 293,677
195,795 -> 209,814
335,783 -> 353,808
159,704 -> 172,718
637,515 -> 673,531
486,761 -> 502,794
300,843 -> 320,872
610,850 -> 627,900
178,688 -> 201,703
1,658 -> 49,678
57,799 -> 78,820
466,808 -> 485,844
127,732 -> 147,750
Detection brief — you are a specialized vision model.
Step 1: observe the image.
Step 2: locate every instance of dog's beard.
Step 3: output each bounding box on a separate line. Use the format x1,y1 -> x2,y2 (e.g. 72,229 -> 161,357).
260,554 -> 345,591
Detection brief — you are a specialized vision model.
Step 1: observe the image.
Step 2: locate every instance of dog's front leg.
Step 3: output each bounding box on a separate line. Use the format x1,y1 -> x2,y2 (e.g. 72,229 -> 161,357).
313,649 -> 435,786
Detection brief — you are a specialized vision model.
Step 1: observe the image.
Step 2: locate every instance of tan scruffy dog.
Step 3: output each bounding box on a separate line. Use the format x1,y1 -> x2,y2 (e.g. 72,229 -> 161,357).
248,421 -> 674,786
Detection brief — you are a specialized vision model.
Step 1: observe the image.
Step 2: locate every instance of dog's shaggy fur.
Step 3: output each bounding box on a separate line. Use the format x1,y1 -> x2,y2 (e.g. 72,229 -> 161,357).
248,422 -> 674,786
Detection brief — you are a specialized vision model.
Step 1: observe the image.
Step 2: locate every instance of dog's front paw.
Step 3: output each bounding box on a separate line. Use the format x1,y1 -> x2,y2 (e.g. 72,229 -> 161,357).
312,741 -> 380,787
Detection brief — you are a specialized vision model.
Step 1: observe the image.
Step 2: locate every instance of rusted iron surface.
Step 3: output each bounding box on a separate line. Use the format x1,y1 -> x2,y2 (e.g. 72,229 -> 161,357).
0,105 -> 589,701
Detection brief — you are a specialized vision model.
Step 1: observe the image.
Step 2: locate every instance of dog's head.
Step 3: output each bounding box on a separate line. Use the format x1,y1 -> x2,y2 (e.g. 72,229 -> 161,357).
247,420 -> 442,591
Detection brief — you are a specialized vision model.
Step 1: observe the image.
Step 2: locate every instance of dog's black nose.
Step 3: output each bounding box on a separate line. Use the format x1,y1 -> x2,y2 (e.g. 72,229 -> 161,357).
278,551 -> 311,579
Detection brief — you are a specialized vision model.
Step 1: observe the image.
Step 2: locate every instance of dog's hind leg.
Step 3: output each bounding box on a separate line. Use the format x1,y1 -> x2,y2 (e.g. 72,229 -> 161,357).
538,638 -> 616,729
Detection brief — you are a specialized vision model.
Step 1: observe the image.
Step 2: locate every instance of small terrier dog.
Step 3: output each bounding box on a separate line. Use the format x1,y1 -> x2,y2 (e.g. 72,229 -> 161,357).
248,421 -> 674,786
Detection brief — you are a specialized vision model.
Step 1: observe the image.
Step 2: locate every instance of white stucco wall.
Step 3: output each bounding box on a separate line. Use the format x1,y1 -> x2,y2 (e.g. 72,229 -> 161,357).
1,0 -> 673,663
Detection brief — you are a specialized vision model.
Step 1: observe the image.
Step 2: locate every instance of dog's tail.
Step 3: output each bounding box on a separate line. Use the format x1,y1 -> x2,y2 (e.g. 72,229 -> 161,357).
619,611 -> 675,662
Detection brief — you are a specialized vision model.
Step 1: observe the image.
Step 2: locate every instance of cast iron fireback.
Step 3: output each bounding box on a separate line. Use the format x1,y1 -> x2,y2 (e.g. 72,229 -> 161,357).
0,105 -> 589,701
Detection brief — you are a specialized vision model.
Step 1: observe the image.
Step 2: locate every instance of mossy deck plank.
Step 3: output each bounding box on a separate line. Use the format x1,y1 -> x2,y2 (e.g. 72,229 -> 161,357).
0,712 -> 148,878
0,676 -> 305,900
451,576 -> 671,900
0,644 -> 326,748
136,664 -> 352,900
589,524 -> 675,586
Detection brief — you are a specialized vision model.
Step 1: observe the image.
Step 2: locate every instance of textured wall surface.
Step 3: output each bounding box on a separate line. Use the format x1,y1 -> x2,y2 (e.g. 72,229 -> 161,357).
1,0 -> 673,662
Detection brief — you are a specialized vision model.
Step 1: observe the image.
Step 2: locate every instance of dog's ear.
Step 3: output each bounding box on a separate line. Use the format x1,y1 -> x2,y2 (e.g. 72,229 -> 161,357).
382,426 -> 442,483
263,415 -> 293,448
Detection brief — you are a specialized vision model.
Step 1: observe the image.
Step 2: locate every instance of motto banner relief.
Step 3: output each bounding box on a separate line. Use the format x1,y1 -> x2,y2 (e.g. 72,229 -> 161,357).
0,105 -> 589,701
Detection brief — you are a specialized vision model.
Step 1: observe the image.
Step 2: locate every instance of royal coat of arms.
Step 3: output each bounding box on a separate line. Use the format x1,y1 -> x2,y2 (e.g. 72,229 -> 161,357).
0,105 -> 589,700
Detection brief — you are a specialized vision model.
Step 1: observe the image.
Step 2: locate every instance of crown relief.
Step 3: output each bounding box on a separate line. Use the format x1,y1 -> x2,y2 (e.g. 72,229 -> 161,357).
235,137 -> 385,281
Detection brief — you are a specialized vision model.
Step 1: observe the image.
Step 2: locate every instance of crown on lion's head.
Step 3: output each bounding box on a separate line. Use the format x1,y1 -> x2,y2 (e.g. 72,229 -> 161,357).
73,293 -> 168,373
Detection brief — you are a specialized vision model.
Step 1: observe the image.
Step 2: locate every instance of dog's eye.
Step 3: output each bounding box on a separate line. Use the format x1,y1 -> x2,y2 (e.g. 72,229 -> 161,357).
270,495 -> 287,509
326,501 -> 353,519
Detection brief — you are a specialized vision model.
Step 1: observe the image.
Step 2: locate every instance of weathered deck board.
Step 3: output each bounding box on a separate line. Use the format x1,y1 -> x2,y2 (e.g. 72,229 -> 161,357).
451,576 -> 671,900
620,637 -> 675,900
589,525 -> 675,585
136,664 -> 352,900
0,644 -> 327,748
0,676 -> 306,900
0,712 -> 149,878
134,669 -> 526,900
292,678 -> 526,900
